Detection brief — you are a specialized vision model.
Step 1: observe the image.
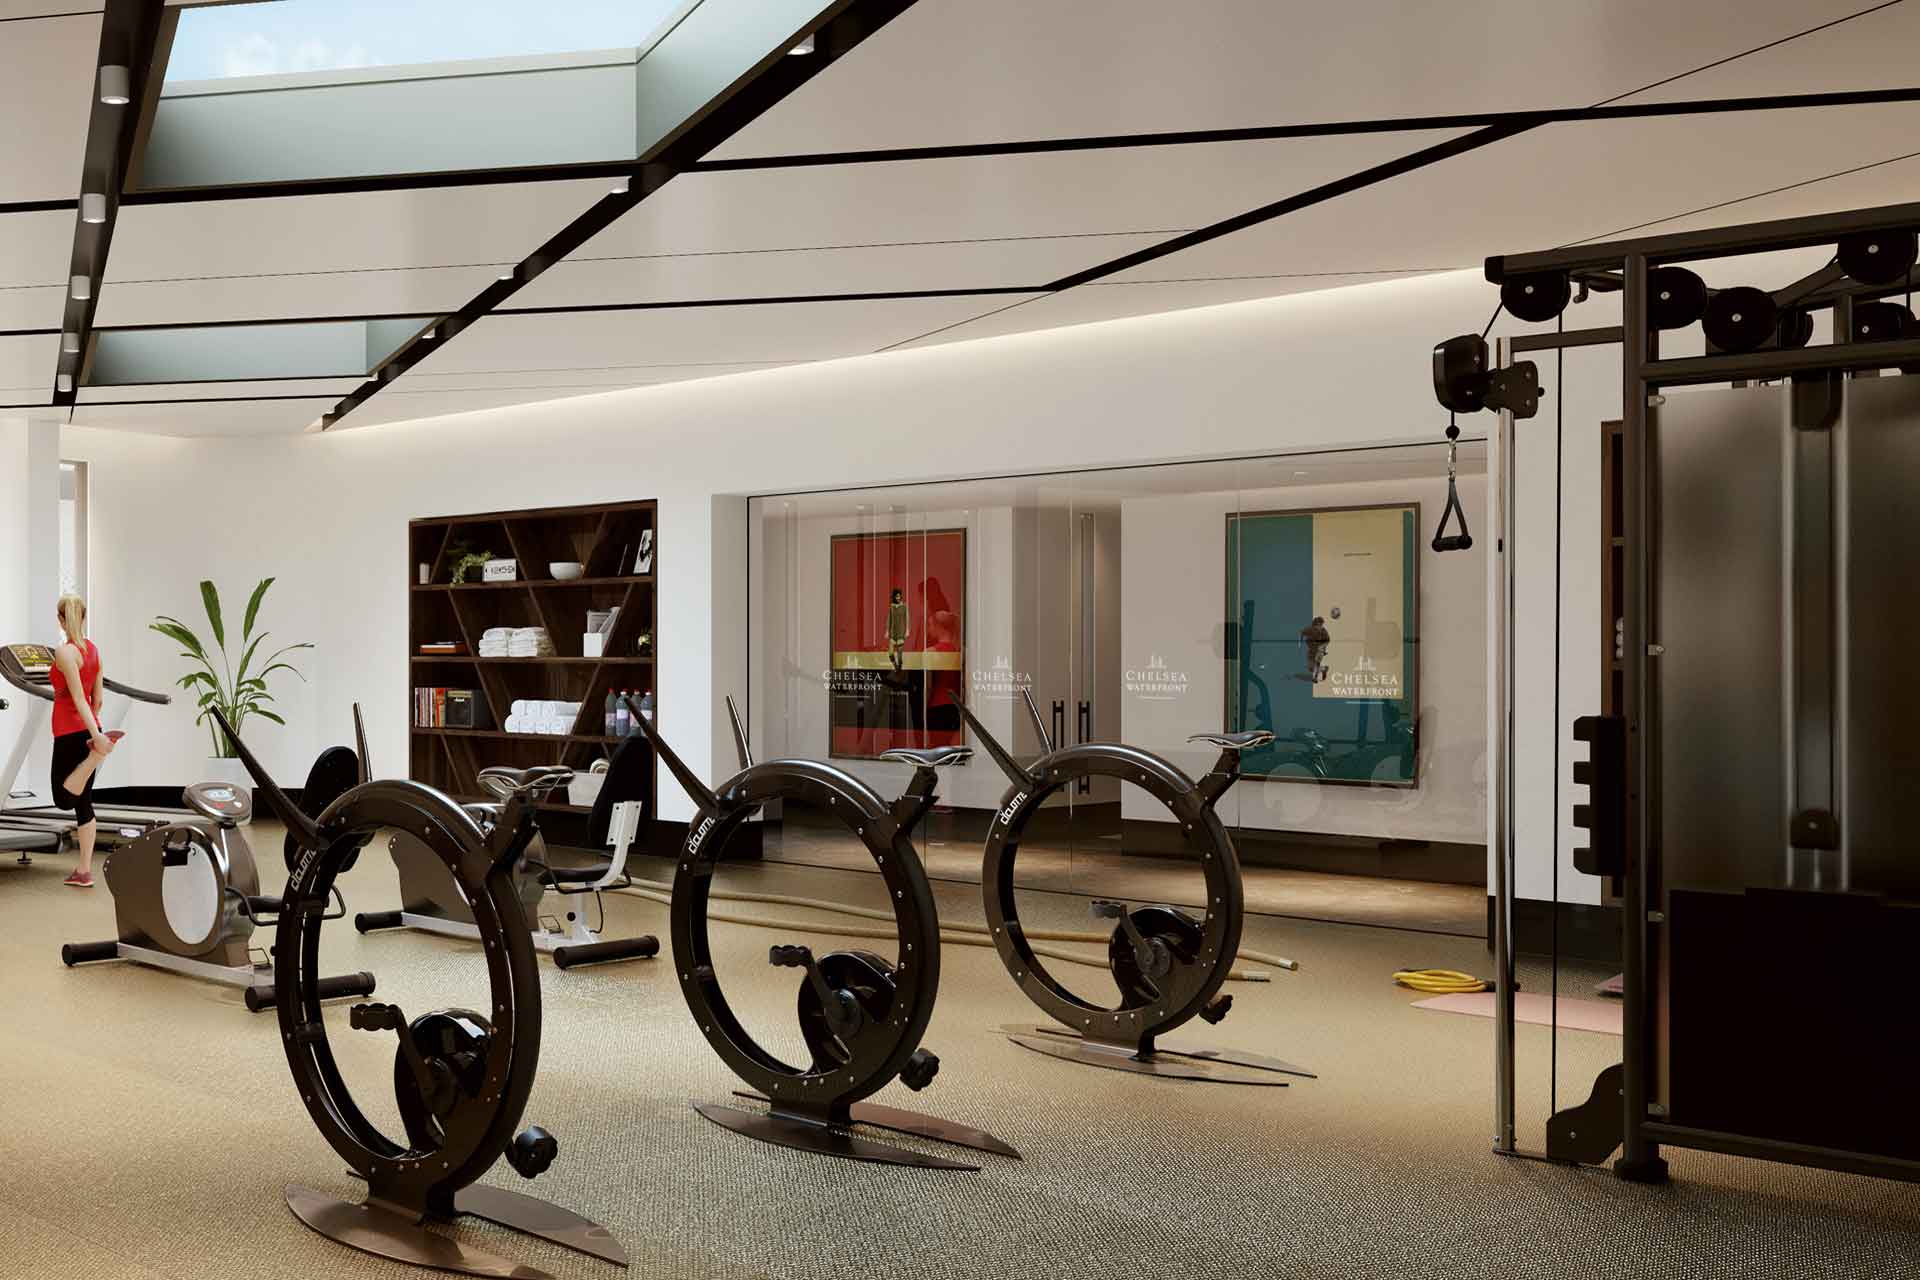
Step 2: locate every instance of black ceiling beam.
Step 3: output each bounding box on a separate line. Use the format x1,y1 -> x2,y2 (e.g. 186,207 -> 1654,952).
49,0 -> 168,408
8,82 -> 1907,216
320,0 -> 925,430
687,85 -> 1920,171
1043,123 -> 1535,291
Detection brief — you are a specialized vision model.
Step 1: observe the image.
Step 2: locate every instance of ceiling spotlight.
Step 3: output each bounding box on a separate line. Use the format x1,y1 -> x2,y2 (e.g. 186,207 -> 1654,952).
789,34 -> 815,55
61,331 -> 80,354
56,374 -> 73,394
99,64 -> 131,106
80,193 -> 107,224
610,178 -> 630,195
69,274 -> 91,300
498,267 -> 517,282
422,327 -> 437,341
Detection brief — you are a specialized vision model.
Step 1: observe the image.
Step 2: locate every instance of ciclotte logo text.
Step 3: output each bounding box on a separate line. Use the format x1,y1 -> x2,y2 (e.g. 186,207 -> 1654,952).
1125,652 -> 1189,701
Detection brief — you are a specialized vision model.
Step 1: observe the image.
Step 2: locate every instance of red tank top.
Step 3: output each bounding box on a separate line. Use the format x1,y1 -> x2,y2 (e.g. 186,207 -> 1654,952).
50,640 -> 100,738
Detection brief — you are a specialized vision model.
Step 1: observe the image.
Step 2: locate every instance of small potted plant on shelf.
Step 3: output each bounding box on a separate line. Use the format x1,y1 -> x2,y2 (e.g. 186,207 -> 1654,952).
150,578 -> 311,812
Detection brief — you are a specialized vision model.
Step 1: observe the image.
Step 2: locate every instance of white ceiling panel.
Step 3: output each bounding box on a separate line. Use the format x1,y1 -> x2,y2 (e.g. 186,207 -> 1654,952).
1624,1 -> 1920,103
896,275 -> 1446,349
76,378 -> 366,402
714,0 -> 1864,159
1567,154 -> 1920,248
69,397 -> 335,437
0,3 -> 103,15
0,13 -> 100,203
335,386 -> 652,430
93,265 -> 494,327
0,285 -> 67,330
409,294 -> 1040,375
1102,102 -> 1920,283
0,210 -> 72,287
583,134 -> 1461,259
394,363 -> 790,392
107,181 -> 606,282
0,333 -> 57,386
514,234 -> 1162,307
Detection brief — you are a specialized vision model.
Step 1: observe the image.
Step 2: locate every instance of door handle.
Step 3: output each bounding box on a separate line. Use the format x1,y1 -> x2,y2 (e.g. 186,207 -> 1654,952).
1076,700 -> 1091,793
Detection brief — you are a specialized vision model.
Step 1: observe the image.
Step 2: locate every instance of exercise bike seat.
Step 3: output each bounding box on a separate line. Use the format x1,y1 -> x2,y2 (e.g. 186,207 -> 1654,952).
1187,730 -> 1276,751
877,746 -> 974,768
477,765 -> 574,799
539,858 -> 618,888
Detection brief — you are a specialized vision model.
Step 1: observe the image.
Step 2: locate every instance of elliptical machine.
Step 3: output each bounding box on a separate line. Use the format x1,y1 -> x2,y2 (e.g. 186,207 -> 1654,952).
60,708 -> 378,1013
355,731 -> 659,969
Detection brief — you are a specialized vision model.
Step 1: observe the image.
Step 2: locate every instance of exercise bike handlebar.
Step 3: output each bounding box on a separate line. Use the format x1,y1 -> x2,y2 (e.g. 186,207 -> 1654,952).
208,706 -> 322,851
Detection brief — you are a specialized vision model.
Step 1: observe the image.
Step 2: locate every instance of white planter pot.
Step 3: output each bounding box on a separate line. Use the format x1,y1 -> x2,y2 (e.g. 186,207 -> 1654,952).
203,757 -> 254,825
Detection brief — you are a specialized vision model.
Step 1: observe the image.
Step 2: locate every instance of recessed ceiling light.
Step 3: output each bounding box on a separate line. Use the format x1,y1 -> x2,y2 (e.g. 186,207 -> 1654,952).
789,34 -> 815,55
610,178 -> 630,195
69,274 -> 90,300
422,327 -> 437,341
61,331 -> 79,354
498,268 -> 516,282
1293,470 -> 1309,477
56,374 -> 73,393
80,193 -> 107,224
98,65 -> 130,106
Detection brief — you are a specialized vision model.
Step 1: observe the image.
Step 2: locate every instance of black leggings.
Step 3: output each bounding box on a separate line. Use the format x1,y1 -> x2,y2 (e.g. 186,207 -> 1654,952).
51,730 -> 97,826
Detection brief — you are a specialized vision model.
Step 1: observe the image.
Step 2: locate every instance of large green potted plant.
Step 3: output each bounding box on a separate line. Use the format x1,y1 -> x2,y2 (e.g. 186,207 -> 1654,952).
150,578 -> 311,808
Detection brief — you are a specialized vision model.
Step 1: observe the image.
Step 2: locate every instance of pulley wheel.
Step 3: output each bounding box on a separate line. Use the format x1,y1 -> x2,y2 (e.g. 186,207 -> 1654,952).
1838,230 -> 1918,286
1500,270 -> 1572,323
1702,286 -> 1778,353
1775,307 -> 1814,350
1851,300 -> 1915,342
796,951 -> 897,1071
1646,266 -> 1708,330
1108,906 -> 1207,1006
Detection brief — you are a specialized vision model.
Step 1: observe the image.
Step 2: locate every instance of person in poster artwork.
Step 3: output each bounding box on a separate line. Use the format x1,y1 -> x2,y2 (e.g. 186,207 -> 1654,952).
886,587 -> 910,671
1298,614 -> 1331,683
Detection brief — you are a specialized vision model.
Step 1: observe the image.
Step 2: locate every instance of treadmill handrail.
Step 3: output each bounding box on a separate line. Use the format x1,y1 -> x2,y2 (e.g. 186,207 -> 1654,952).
102,677 -> 170,706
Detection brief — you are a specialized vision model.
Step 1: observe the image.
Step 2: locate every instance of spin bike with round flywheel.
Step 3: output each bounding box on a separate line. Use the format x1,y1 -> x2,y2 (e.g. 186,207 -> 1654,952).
635,697 -> 1016,1171
955,691 -> 1313,1087
212,709 -> 625,1280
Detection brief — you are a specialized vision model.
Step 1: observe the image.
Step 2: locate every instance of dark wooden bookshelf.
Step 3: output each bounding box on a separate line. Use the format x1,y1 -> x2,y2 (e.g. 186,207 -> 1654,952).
408,498 -> 656,826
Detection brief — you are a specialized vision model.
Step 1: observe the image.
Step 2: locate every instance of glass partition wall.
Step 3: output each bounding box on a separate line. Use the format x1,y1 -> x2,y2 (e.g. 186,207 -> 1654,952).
745,443 -> 1489,942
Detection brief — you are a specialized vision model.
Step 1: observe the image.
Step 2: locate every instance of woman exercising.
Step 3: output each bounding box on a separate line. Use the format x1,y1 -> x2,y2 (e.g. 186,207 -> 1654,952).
49,595 -> 118,887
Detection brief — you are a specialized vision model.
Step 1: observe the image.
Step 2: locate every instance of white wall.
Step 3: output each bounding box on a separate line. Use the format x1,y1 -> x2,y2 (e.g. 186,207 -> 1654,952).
62,268 -> 1623,903
0,419 -> 65,802
1118,472 -> 1487,844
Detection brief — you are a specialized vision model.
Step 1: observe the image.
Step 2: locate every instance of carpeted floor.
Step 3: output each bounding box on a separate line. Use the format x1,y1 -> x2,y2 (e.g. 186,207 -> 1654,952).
1,828 -> 1914,1280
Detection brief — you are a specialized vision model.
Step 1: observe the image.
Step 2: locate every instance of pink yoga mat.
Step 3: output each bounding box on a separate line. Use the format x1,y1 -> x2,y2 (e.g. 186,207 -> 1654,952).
1412,991 -> 1622,1036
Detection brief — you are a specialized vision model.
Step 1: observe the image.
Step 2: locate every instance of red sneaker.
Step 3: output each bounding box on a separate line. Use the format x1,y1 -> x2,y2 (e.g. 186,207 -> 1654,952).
63,870 -> 93,887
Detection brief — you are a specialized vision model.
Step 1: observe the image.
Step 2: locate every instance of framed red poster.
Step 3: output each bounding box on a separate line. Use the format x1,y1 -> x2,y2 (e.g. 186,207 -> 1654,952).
828,528 -> 966,760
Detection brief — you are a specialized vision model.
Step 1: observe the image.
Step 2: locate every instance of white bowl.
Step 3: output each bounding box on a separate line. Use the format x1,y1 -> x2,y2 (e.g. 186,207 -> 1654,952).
549,561 -> 585,581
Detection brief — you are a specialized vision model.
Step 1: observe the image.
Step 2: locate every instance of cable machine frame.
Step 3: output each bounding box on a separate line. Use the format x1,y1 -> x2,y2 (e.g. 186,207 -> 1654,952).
1485,197 -> 1920,1185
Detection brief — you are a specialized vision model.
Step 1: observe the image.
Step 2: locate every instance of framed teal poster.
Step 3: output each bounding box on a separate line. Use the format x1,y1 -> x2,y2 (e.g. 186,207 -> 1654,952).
1224,503 -> 1419,786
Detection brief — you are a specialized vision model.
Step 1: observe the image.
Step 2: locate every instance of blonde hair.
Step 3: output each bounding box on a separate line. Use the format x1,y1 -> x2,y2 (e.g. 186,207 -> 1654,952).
56,594 -> 86,641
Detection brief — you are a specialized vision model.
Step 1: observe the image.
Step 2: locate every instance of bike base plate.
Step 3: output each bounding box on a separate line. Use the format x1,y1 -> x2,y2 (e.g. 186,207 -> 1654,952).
287,1184 -> 554,1280
456,1183 -> 629,1268
1002,1023 -> 1310,1085
695,1101 -> 980,1170
735,1091 -> 1020,1160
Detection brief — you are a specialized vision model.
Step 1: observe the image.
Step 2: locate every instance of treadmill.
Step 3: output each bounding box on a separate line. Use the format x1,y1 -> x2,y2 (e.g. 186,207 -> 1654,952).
0,642 -> 191,849
0,694 -> 61,865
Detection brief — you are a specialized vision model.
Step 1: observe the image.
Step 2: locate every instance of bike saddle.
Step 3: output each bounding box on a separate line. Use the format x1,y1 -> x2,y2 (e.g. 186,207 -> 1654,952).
877,746 -> 974,768
477,765 -> 574,799
1187,730 -> 1276,751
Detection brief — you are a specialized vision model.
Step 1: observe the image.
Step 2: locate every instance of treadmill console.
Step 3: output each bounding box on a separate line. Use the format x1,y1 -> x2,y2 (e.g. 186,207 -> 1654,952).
1,644 -> 56,697
183,781 -> 252,827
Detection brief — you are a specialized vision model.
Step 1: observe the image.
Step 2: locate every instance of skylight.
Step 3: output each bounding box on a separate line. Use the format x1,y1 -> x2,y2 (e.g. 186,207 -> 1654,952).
166,0 -> 690,83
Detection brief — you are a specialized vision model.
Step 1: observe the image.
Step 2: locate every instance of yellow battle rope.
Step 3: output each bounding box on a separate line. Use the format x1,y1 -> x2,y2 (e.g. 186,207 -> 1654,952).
1392,968 -> 1491,994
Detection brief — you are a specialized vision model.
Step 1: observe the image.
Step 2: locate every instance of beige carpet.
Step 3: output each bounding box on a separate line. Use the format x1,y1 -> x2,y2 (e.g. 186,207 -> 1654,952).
0,828 -> 1915,1280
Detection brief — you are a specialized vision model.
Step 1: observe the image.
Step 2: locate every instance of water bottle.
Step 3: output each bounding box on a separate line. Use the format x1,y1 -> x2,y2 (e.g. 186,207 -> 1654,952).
614,691 -> 632,738
604,689 -> 617,738
639,689 -> 654,724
